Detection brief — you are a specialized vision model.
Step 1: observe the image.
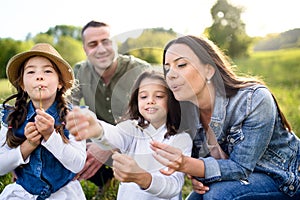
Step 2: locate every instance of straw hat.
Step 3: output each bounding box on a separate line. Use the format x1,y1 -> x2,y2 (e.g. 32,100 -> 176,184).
6,43 -> 74,90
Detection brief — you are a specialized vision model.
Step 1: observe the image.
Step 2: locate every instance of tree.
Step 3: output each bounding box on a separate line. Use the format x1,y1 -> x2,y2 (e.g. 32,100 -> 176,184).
55,36 -> 85,67
32,33 -> 55,45
45,25 -> 82,42
205,0 -> 252,58
118,28 -> 177,63
253,28 -> 300,51
0,39 -> 34,78
31,26 -> 85,67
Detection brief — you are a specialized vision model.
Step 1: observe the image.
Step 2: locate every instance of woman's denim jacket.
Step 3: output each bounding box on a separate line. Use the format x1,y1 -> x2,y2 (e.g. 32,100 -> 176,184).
184,84 -> 300,197
1,101 -> 76,199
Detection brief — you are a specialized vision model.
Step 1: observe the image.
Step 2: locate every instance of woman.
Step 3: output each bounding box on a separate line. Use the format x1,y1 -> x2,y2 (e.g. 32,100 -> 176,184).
150,35 -> 300,199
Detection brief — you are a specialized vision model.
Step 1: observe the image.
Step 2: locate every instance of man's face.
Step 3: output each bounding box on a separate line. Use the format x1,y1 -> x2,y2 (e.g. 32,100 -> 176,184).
82,26 -> 115,72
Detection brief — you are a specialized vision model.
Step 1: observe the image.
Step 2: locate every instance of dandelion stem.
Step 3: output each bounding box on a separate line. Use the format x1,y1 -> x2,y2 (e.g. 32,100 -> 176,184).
39,86 -> 42,109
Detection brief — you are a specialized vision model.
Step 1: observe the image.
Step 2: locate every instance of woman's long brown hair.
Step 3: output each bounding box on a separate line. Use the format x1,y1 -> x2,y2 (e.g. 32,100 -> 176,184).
163,35 -> 292,132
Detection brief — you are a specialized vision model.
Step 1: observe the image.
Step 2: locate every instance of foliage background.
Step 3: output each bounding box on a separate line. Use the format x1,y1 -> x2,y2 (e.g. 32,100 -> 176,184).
0,0 -> 299,199
1,48 -> 299,199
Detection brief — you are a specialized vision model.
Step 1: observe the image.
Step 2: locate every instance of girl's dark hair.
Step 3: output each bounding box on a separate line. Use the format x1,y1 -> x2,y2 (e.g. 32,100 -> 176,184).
123,70 -> 181,138
3,56 -> 70,148
163,35 -> 292,131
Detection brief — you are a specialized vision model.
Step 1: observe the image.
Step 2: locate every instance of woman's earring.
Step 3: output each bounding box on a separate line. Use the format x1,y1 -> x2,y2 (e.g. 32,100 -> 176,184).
206,78 -> 211,84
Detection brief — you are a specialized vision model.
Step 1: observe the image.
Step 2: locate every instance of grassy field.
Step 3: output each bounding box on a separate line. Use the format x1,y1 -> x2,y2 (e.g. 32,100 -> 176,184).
0,80 -> 15,103
0,48 -> 300,199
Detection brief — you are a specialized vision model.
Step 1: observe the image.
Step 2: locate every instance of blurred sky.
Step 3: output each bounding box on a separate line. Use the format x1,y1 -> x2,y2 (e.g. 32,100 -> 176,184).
0,0 -> 299,40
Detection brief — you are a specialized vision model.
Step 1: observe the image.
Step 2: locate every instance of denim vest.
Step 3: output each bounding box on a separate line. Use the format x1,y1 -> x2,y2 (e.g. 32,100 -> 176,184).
2,101 -> 76,200
181,85 -> 300,197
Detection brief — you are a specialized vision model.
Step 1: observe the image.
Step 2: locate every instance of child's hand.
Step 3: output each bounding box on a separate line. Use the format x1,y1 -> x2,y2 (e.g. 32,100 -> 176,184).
112,152 -> 151,189
112,153 -> 146,175
24,122 -> 42,147
21,122 -> 42,159
66,106 -> 102,141
35,109 -> 55,141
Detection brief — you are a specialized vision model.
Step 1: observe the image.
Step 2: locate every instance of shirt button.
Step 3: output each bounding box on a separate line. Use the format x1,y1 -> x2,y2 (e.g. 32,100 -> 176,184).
106,97 -> 110,101
289,185 -> 295,191
108,109 -> 112,113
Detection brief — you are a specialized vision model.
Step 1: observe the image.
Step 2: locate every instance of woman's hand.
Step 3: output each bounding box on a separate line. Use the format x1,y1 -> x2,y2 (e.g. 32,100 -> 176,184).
187,175 -> 210,194
112,152 -> 152,189
150,140 -> 185,175
66,106 -> 103,141
35,109 -> 54,141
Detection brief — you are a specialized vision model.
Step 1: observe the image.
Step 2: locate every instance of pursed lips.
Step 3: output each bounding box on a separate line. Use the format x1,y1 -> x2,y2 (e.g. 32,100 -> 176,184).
36,85 -> 45,90
169,83 -> 183,92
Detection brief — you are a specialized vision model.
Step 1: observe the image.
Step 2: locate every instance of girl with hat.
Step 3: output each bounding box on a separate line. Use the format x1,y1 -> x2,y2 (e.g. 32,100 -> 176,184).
0,43 -> 86,200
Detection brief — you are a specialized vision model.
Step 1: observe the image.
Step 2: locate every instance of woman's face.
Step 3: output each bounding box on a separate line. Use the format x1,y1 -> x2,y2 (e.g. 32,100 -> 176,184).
22,56 -> 61,109
164,43 -> 208,103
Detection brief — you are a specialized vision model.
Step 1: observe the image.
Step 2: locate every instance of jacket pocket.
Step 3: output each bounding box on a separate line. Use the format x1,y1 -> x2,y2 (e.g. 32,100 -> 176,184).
227,126 -> 245,153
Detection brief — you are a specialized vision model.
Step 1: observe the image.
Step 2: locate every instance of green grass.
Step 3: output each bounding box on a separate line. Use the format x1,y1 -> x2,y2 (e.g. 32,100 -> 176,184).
0,80 -> 15,103
0,48 -> 299,198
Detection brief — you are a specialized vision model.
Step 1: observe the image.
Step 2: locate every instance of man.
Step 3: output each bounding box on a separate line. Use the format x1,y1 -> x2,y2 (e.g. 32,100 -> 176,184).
72,20 -> 150,191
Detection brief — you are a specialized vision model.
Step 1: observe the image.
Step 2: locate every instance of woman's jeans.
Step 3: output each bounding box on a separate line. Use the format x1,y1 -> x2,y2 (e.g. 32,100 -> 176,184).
186,173 -> 300,200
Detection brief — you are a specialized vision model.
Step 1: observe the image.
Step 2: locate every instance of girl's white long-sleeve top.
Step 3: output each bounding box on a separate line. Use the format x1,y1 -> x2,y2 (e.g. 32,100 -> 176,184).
0,126 -> 86,175
0,125 -> 87,200
92,120 -> 193,200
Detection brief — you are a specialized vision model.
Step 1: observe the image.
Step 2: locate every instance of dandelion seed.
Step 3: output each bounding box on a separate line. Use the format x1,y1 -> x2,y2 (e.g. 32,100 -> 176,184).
132,119 -> 154,141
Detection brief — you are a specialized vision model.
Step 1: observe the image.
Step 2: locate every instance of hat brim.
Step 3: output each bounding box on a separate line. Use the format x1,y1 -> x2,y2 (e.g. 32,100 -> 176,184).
6,50 -> 74,90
